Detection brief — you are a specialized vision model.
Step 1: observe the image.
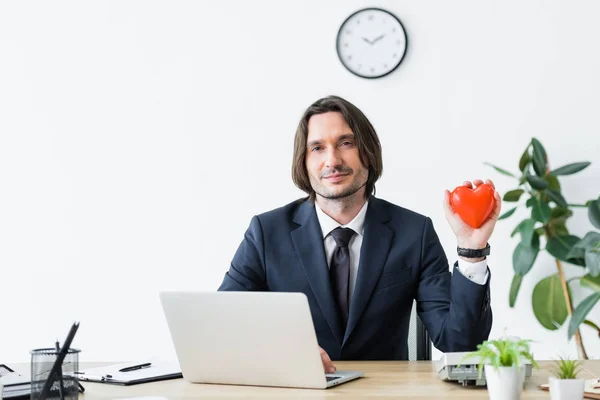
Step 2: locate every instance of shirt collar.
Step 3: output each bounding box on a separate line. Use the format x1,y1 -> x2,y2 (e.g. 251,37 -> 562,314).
315,200 -> 369,239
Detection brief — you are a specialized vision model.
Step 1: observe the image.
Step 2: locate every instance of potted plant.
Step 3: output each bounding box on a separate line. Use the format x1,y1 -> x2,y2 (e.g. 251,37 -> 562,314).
486,137 -> 600,358
548,357 -> 585,400
462,337 -> 538,400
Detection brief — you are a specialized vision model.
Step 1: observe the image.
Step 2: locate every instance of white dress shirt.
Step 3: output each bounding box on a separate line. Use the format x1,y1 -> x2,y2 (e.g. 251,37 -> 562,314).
315,201 -> 489,304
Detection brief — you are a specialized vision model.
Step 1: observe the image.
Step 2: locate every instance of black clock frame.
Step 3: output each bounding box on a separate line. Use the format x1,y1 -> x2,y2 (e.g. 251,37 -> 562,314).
335,7 -> 408,79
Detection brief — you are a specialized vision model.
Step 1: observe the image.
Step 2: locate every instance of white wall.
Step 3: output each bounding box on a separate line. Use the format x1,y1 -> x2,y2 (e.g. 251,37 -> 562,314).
1,0 -> 599,363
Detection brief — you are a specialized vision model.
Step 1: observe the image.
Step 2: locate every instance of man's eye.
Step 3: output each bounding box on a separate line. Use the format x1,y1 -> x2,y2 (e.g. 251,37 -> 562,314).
341,141 -> 353,147
311,146 -> 322,152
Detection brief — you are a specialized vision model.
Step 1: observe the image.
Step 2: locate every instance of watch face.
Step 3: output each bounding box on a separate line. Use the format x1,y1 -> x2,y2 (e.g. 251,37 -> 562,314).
336,8 -> 408,79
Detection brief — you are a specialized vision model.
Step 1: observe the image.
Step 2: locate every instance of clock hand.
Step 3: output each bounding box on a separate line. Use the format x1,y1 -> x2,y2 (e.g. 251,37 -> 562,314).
371,34 -> 386,44
361,37 -> 372,45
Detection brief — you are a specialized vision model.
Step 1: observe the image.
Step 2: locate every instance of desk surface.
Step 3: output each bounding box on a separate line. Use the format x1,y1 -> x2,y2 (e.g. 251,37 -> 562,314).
8,360 -> 600,399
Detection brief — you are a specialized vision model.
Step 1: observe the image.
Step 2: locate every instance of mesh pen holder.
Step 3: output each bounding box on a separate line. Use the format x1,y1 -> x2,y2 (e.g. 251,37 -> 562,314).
30,348 -> 80,400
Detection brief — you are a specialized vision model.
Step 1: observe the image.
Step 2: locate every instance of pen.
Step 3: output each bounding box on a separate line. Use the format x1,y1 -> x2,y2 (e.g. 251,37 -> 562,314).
119,362 -> 152,372
55,339 -> 65,400
77,380 -> 86,393
68,370 -> 86,392
73,373 -> 111,382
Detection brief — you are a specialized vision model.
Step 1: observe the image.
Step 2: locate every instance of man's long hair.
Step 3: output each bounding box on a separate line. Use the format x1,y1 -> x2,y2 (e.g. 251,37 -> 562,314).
292,95 -> 383,202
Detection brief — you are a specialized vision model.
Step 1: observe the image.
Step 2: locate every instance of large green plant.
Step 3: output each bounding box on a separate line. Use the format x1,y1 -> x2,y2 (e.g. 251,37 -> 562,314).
486,138 -> 600,359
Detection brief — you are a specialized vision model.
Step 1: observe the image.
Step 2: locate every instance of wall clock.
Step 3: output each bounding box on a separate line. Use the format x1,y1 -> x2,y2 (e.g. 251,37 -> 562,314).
336,8 -> 408,79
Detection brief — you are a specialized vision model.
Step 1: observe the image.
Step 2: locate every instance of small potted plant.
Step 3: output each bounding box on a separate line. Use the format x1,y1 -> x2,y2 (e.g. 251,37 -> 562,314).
462,337 -> 538,400
548,357 -> 585,400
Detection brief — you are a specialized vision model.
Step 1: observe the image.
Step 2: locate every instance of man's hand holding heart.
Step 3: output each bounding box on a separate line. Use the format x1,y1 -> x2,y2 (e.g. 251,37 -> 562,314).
443,179 -> 502,262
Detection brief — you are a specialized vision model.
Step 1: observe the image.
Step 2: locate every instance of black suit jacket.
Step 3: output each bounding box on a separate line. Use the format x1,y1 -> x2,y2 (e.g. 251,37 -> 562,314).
218,196 -> 492,360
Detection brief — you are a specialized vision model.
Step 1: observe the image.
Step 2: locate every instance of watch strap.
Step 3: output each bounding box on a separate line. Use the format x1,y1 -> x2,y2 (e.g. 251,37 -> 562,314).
457,242 -> 490,258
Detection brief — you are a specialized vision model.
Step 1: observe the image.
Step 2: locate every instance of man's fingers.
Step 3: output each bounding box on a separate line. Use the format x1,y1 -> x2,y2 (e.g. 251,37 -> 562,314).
443,190 -> 455,216
461,179 -> 496,189
319,347 -> 336,373
492,189 -> 502,217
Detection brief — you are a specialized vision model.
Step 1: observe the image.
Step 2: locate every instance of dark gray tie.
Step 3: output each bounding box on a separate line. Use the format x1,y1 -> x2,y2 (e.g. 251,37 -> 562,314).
329,227 -> 356,329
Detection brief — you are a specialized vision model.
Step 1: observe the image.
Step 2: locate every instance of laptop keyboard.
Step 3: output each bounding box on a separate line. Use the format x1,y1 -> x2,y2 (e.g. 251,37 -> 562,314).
326,376 -> 340,382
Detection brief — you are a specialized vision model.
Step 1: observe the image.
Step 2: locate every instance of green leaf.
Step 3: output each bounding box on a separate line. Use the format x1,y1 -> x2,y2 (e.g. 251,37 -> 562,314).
499,207 -> 517,220
531,138 -> 548,177
551,162 -> 591,176
589,197 -> 600,230
513,233 -> 540,275
550,207 -> 573,219
548,208 -> 573,236
568,292 -> 600,339
531,197 -> 552,223
511,218 -> 536,244
532,274 -> 568,330
535,227 -> 546,237
462,338 -> 537,372
503,189 -> 525,202
526,197 -> 536,208
545,190 -> 568,209
586,248 -> 600,277
484,162 -> 516,178
526,175 -> 549,190
552,357 -> 584,379
583,319 -> 600,333
566,245 -> 586,265
555,225 -> 569,237
545,174 -> 561,192
519,146 -> 531,172
509,274 -> 523,307
511,219 -> 527,237
573,232 -> 600,250
546,235 -> 583,263
548,219 -> 569,236
581,274 -> 600,292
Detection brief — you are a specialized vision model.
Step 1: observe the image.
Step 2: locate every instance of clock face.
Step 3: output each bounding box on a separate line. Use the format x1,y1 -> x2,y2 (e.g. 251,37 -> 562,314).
336,8 -> 408,79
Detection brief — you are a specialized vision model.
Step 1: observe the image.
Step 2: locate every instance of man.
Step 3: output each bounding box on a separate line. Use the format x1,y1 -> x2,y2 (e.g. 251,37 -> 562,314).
218,95 -> 500,373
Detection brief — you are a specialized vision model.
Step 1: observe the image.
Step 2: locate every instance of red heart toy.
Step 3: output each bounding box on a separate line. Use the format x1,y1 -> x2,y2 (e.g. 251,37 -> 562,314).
450,183 -> 495,228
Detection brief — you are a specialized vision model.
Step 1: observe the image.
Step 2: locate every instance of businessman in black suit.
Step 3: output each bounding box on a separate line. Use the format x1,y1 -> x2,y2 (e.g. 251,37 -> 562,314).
218,95 -> 501,372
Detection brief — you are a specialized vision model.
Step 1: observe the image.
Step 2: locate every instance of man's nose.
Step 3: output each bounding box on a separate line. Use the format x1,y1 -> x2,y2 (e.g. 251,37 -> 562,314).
324,148 -> 342,168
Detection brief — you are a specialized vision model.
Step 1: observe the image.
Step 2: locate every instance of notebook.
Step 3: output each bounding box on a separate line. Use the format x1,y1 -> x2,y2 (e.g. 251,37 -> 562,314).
72,361 -> 182,385
1,364 -> 32,399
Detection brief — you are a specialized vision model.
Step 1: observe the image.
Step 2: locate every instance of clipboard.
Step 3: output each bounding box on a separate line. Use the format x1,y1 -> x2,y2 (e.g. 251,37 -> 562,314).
72,362 -> 182,386
1,364 -> 31,399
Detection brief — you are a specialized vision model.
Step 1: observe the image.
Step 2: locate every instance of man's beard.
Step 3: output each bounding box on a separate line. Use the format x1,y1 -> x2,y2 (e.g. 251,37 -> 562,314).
310,166 -> 368,200
317,180 -> 367,200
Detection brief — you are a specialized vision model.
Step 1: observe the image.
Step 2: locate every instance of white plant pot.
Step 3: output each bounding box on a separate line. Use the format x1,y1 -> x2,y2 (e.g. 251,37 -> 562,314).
484,364 -> 525,400
548,377 -> 585,400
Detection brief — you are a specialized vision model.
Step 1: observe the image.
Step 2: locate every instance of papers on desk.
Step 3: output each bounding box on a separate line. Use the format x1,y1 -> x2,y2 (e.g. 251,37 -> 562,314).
1,364 -> 31,399
72,361 -> 182,386
0,372 -> 29,386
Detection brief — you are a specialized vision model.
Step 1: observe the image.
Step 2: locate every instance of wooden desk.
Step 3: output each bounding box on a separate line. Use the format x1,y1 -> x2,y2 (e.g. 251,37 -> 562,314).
8,361 -> 600,398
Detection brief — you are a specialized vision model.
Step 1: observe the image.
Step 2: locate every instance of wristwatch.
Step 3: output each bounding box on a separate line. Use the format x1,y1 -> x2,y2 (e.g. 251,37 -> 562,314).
457,243 -> 490,258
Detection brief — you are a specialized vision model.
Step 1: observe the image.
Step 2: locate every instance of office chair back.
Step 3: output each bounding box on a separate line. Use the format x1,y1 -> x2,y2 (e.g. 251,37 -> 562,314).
408,301 -> 431,361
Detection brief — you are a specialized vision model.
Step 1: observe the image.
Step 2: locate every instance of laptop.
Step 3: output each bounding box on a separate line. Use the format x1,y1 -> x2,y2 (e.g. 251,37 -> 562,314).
159,291 -> 363,389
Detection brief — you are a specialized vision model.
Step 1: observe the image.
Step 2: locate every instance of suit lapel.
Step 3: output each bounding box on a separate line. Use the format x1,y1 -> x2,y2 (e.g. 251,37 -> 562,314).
343,197 -> 393,345
291,200 -> 344,343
